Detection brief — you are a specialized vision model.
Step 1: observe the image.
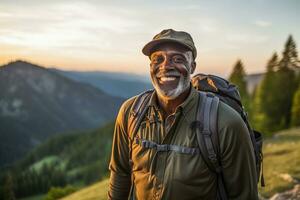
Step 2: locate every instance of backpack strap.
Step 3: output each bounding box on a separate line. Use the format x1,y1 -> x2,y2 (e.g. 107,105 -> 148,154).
127,90 -> 153,200
195,92 -> 228,200
128,89 -> 154,139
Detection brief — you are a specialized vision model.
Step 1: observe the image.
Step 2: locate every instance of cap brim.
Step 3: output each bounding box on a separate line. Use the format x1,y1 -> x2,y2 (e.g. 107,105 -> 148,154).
142,38 -> 193,56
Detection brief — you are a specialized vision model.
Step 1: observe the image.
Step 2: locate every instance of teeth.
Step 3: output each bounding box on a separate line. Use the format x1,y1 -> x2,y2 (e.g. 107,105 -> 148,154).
160,77 -> 176,82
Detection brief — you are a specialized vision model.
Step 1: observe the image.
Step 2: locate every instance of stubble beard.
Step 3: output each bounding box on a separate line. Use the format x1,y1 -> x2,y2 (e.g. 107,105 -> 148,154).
152,73 -> 191,100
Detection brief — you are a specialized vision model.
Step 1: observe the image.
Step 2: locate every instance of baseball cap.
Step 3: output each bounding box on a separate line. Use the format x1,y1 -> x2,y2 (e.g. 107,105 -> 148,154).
142,29 -> 197,59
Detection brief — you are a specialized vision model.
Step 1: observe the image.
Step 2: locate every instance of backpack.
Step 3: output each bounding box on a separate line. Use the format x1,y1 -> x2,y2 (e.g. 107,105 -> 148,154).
127,73 -> 264,200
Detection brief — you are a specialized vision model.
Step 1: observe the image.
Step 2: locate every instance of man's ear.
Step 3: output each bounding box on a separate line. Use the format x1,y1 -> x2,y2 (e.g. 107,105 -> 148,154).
190,61 -> 196,74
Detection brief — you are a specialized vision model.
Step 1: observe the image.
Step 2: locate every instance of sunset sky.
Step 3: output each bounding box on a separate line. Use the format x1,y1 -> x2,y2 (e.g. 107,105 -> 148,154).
0,0 -> 299,76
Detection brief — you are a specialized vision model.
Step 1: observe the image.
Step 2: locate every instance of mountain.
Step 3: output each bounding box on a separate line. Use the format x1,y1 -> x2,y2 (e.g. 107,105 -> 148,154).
51,69 -> 153,98
244,66 -> 300,94
245,73 -> 264,94
0,60 -> 124,167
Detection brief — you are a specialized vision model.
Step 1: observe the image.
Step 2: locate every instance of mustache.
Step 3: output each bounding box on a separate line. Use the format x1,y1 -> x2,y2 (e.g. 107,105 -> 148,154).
156,70 -> 181,78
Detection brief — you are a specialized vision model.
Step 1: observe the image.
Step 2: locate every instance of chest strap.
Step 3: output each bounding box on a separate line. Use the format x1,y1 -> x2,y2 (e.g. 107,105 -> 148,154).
135,138 -> 200,155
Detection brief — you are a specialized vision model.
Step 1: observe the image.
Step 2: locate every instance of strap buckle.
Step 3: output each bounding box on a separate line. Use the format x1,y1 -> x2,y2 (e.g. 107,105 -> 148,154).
202,129 -> 211,136
156,144 -> 169,152
141,140 -> 150,148
208,153 -> 218,162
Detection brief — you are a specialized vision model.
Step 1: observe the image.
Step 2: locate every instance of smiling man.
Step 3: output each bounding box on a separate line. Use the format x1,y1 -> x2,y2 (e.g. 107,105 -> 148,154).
108,29 -> 258,200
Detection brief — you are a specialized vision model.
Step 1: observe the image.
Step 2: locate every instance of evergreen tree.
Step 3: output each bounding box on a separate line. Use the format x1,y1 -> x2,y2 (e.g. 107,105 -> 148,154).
279,35 -> 299,69
229,59 -> 250,111
3,173 -> 16,200
274,35 -> 299,129
254,35 -> 300,134
268,59 -> 296,131
253,53 -> 279,133
291,84 -> 300,126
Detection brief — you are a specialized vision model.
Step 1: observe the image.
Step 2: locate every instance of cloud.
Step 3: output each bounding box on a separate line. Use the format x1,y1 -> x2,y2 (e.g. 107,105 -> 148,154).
226,33 -> 269,44
188,18 -> 220,34
254,20 -> 272,27
0,1 -> 143,56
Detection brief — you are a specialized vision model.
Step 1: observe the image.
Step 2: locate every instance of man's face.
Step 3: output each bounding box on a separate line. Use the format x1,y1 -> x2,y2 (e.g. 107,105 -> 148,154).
149,43 -> 196,100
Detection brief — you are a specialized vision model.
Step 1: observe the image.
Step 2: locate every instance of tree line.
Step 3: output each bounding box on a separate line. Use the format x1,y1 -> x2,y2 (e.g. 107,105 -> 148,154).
228,35 -> 300,135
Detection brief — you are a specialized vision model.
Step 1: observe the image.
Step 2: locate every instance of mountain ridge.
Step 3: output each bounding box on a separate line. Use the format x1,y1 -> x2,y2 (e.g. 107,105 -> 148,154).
0,60 -> 124,167
51,68 -> 153,98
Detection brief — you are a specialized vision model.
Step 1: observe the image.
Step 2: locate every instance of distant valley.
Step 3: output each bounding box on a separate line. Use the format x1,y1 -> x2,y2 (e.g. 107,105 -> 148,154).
51,69 -> 153,98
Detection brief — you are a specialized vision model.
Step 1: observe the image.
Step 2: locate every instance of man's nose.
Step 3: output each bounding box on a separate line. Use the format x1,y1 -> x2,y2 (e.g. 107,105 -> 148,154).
160,56 -> 174,70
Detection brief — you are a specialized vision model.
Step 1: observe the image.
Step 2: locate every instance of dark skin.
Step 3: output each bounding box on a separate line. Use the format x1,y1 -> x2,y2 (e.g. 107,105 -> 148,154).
149,42 -> 196,118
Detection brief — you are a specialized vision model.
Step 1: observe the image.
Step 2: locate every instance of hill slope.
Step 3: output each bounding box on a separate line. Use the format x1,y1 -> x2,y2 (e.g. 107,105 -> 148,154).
0,122 -> 115,199
61,179 -> 109,200
0,60 -> 123,167
259,128 -> 300,198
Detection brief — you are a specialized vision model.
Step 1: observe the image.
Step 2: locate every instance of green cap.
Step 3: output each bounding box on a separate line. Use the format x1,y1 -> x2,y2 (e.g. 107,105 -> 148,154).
142,29 -> 197,59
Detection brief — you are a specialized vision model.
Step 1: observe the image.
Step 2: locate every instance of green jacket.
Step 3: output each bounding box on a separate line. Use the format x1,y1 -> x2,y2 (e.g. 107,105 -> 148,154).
108,87 -> 258,200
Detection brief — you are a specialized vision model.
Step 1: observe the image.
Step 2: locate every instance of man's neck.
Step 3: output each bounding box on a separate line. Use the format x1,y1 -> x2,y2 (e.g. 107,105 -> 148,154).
157,86 -> 191,119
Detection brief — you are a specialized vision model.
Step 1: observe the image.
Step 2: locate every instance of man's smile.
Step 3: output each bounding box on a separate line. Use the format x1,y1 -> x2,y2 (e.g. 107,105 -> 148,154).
157,76 -> 179,84
156,71 -> 181,85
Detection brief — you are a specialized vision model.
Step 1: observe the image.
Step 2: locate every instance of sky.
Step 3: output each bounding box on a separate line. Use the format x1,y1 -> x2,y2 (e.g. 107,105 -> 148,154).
0,0 -> 299,76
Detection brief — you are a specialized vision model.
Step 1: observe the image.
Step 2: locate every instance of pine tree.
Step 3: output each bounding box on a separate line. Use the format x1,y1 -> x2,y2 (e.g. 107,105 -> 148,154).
273,35 -> 299,129
274,66 -> 297,129
255,35 -> 300,133
229,59 -> 250,111
253,53 -> 279,134
3,173 -> 16,200
291,84 -> 300,126
279,35 -> 299,69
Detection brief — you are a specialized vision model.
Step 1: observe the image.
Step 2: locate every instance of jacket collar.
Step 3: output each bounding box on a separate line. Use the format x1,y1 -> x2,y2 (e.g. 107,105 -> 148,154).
148,84 -> 198,114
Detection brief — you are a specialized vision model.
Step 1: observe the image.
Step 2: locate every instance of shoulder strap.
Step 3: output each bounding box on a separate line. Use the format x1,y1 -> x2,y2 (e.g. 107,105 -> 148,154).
128,89 -> 153,140
196,92 -> 221,172
128,90 -> 153,200
195,92 -> 228,200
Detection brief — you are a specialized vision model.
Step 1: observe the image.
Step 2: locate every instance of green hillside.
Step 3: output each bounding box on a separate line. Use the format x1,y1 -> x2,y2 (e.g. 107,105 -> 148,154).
61,179 -> 109,200
0,122 -> 114,199
61,127 -> 300,199
259,127 -> 300,198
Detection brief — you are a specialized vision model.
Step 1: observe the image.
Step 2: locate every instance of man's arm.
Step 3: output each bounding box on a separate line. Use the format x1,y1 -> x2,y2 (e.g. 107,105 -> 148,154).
218,103 -> 259,200
108,101 -> 133,200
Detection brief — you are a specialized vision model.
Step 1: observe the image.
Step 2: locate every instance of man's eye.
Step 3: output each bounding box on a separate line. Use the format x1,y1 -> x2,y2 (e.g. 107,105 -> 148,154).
151,56 -> 163,64
173,56 -> 185,63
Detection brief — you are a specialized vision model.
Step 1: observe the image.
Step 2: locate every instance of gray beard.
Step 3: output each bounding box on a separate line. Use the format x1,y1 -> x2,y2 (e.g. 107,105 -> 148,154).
152,74 -> 191,100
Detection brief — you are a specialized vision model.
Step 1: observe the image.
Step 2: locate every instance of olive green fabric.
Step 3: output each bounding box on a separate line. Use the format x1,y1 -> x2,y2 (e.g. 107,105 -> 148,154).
142,29 -> 197,59
108,86 -> 258,200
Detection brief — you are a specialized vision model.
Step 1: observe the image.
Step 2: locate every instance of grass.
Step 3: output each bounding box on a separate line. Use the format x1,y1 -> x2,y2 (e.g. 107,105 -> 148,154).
61,179 -> 109,200
259,127 -> 300,198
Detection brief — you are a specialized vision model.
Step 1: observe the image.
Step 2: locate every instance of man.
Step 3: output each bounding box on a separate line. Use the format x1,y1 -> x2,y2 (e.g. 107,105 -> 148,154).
108,29 -> 258,200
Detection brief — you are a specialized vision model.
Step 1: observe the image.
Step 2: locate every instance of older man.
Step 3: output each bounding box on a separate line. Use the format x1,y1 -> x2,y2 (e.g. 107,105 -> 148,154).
108,29 -> 258,200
